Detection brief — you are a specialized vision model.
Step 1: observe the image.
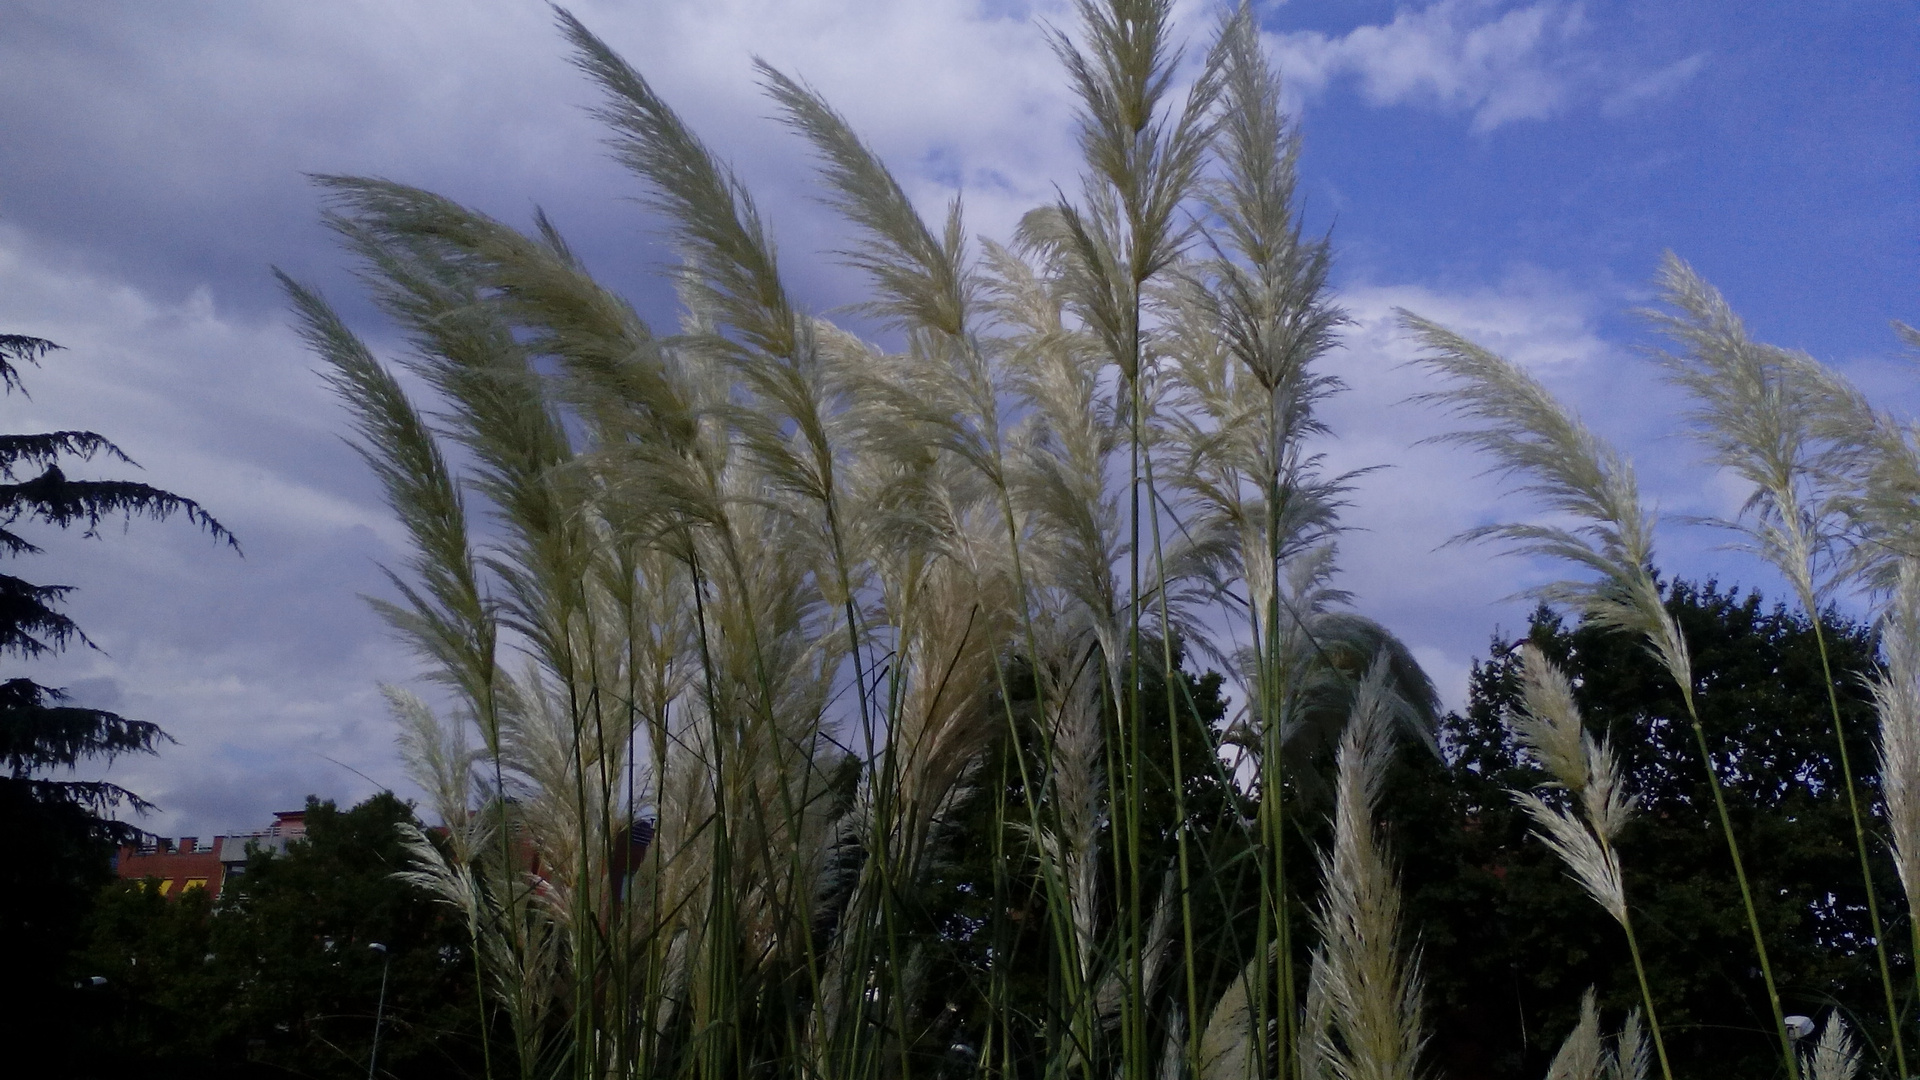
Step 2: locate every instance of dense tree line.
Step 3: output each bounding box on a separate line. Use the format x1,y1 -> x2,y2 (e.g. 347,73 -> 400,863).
63,793 -> 487,1078
1393,581 -> 1896,1078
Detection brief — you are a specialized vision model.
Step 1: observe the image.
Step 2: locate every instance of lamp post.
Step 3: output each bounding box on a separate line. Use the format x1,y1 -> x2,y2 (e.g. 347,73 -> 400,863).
367,942 -> 391,1080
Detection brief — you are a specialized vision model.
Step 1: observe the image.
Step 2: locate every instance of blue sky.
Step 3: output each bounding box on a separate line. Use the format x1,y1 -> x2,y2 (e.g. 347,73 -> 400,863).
0,0 -> 1913,838
1280,0 -> 1915,356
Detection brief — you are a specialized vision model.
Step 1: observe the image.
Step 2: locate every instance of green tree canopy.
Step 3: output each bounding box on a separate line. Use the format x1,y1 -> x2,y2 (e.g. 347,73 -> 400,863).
70,792 -> 487,1078
1389,579 -> 1894,1079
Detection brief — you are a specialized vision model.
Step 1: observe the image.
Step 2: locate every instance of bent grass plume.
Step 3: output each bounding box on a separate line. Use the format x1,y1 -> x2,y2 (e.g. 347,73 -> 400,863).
1543,989 -> 1650,1080
1872,560 -> 1920,1002
1405,312 -> 1801,1080
1503,647 -> 1671,1080
1301,659 -> 1424,1080
1649,253 -> 1907,1075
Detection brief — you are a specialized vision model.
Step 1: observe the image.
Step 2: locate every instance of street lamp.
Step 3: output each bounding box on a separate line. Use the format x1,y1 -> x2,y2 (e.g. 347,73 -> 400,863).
367,942 -> 391,1080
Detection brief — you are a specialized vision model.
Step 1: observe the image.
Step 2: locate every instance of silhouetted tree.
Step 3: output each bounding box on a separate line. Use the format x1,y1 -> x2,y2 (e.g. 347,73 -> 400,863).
71,793 -> 487,1078
0,332 -> 236,1054
1391,580 -> 1894,1079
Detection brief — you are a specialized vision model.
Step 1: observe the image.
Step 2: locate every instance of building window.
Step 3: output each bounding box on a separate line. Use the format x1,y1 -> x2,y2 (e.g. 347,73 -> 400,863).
157,879 -> 173,896
183,878 -> 209,892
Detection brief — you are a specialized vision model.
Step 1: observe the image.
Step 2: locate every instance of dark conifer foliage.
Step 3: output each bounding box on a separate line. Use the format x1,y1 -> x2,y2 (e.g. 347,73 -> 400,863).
0,332 -> 234,1058
0,333 -> 236,837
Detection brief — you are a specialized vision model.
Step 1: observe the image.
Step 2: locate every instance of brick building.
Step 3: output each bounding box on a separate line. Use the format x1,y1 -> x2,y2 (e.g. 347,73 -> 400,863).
113,809 -> 309,898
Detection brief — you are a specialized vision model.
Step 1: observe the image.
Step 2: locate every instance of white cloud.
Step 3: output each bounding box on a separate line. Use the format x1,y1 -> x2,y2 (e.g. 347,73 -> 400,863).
568,0 -> 1245,266
1601,52 -> 1708,117
1267,0 -> 1588,131
1312,275 -> 1597,709
0,230 -> 402,544
1265,0 -> 1706,132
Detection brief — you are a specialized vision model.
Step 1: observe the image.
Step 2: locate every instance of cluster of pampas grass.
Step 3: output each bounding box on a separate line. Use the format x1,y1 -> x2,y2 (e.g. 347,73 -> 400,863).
288,2 -> 1920,1079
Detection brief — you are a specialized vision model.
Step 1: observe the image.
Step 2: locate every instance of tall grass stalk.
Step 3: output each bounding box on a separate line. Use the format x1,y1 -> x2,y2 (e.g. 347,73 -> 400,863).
1037,2 -> 1226,1073
1405,313 -> 1801,1080
1301,660 -> 1423,1080
1647,253 -> 1907,1075
1163,11 -> 1353,1073
1503,647 -> 1671,1080
1872,561 -> 1920,997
